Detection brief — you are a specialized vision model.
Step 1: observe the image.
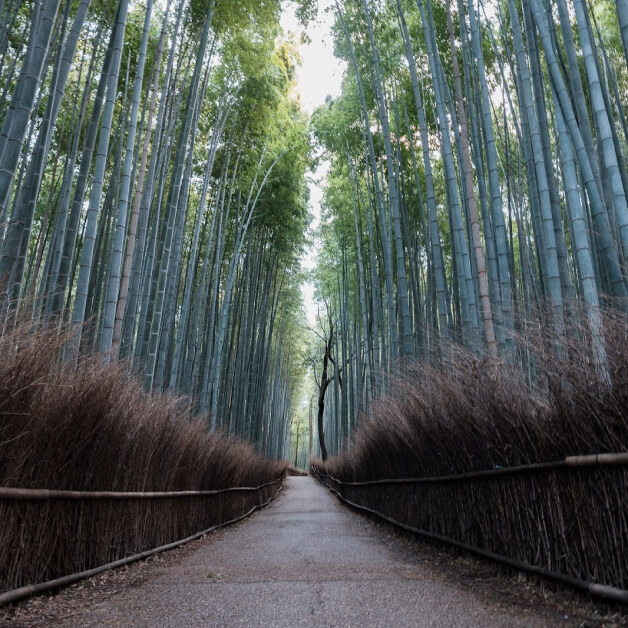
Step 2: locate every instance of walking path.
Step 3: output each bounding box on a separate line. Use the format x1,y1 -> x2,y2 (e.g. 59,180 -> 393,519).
52,476 -> 563,627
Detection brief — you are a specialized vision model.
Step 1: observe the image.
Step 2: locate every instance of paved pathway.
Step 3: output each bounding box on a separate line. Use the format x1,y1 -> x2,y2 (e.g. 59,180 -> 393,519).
75,477 -> 555,627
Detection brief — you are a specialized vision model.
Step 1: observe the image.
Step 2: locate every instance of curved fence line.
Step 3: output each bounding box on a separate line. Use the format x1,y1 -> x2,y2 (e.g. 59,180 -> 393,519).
0,481 -> 283,607
0,478 -> 283,500
314,452 -> 628,486
312,455 -> 628,606
313,474 -> 628,605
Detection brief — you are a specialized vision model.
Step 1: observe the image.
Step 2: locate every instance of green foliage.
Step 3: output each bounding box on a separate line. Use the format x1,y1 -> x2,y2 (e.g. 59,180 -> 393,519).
0,0 -> 321,459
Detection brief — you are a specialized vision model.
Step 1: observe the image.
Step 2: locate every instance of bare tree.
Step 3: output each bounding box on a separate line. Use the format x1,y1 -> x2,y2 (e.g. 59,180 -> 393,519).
313,301 -> 341,462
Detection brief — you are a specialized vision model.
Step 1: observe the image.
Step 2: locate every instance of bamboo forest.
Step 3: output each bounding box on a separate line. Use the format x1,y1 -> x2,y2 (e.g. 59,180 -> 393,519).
2,0 -> 628,612
1,0 -> 627,454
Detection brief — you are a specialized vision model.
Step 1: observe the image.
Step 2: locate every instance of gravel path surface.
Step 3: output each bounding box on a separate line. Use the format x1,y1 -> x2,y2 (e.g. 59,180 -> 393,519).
15,476 -> 576,627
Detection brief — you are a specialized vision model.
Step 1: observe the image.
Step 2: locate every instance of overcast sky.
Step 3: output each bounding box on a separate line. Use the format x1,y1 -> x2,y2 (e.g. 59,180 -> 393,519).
280,0 -> 345,113
281,1 -> 346,324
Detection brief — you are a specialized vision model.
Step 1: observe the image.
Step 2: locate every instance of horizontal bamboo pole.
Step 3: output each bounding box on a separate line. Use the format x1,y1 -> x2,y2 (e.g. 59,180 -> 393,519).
565,452 -> 628,466
312,451 -> 628,487
0,477 -> 282,500
318,478 -> 628,606
0,483 -> 283,607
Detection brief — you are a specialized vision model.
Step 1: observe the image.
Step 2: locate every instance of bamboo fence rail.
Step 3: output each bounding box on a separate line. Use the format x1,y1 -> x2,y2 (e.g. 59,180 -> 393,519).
314,452 -> 628,484
0,478 -> 282,500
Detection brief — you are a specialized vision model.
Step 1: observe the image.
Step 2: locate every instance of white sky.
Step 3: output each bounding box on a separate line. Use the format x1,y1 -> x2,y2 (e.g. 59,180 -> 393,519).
280,0 -> 346,325
280,1 -> 344,114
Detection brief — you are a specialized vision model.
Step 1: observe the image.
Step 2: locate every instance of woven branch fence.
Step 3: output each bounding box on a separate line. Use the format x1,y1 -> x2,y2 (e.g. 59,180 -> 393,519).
313,454 -> 628,604
0,478 -> 283,597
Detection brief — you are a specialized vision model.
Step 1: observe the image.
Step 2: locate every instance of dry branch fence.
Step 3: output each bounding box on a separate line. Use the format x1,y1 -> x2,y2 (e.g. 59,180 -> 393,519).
313,453 -> 628,604
0,323 -> 290,605
0,478 -> 283,601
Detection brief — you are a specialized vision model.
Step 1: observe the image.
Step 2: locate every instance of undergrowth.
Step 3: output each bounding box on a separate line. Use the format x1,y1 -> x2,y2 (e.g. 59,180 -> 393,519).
319,306 -> 628,480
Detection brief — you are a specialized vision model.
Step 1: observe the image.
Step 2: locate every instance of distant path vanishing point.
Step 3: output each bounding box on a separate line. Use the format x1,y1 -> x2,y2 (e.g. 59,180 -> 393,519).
55,477 -> 561,627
